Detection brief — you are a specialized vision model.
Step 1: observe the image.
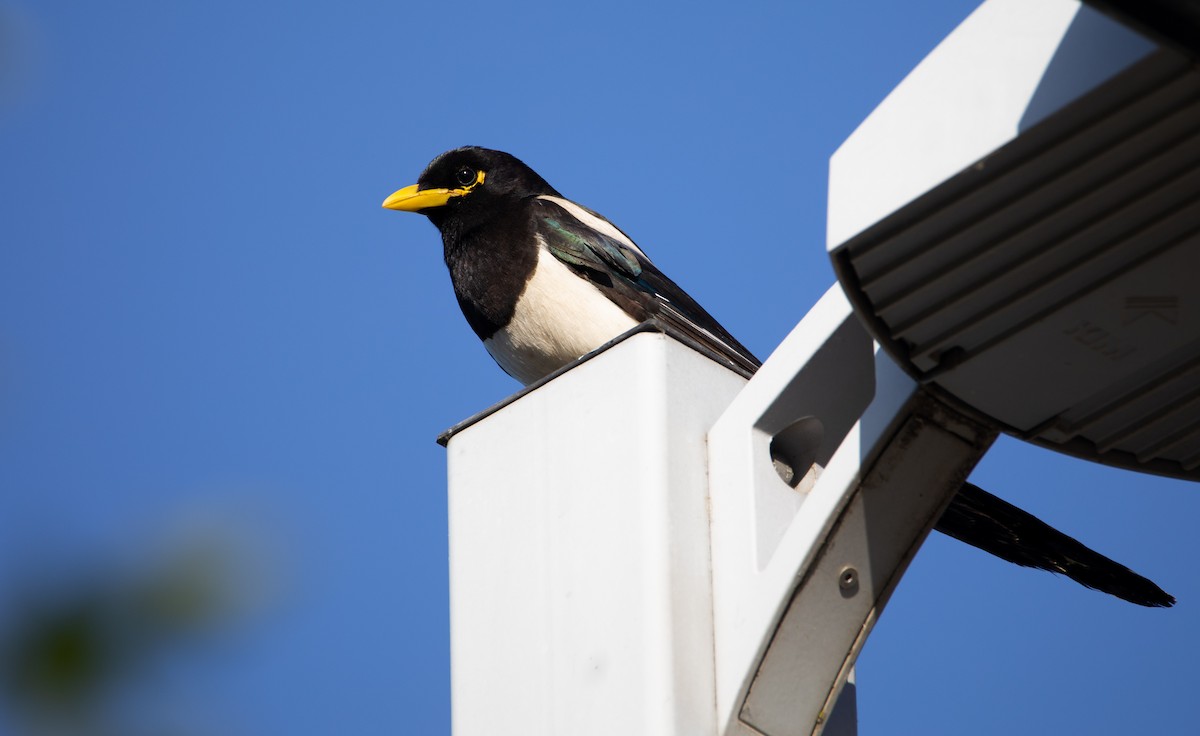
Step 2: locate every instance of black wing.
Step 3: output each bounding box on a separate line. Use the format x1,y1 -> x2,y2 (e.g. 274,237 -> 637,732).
533,197 -> 761,376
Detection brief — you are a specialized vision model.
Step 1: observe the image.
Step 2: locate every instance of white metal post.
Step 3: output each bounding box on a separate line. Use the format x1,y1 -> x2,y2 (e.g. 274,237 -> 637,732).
445,332 -> 746,735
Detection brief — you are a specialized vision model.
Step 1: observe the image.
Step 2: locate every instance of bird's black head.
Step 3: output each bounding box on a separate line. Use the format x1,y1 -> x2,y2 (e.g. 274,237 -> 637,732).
382,147 -> 560,233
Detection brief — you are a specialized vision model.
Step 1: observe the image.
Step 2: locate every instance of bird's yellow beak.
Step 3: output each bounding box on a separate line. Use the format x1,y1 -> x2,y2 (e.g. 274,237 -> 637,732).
381,184 -> 455,212
382,170 -> 487,212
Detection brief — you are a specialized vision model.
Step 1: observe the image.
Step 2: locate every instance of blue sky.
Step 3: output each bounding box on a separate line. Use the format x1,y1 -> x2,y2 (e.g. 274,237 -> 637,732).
0,1 -> 1195,734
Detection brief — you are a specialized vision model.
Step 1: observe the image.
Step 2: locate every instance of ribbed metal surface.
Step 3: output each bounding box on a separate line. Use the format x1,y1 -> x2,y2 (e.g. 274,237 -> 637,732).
1041,343 -> 1200,470
832,49 -> 1200,480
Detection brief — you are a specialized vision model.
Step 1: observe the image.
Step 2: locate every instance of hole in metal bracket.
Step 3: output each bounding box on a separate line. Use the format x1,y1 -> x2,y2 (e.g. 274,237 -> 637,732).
770,416 -> 824,488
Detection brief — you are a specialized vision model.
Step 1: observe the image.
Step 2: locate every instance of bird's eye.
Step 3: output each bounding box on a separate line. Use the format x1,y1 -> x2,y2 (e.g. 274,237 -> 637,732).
455,167 -> 477,187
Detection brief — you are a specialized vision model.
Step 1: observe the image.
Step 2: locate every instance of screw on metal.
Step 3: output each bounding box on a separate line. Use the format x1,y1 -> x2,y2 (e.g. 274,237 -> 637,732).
838,566 -> 859,597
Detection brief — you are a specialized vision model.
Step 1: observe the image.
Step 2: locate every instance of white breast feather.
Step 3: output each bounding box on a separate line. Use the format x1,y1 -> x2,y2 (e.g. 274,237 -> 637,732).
483,243 -> 638,386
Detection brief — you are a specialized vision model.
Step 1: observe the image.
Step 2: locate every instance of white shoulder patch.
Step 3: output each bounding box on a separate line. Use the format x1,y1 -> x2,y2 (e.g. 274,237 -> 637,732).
536,195 -> 649,259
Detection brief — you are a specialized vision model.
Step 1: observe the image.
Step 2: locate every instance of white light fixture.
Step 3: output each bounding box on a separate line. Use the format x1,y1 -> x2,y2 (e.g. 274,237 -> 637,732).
828,0 -> 1200,479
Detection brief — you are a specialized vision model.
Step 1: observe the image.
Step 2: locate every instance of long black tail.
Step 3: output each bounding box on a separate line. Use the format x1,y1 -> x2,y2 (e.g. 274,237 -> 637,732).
936,483 -> 1175,608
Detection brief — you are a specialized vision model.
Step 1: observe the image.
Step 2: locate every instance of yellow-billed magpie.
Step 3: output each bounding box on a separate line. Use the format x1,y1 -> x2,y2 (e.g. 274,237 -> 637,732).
383,146 -> 1173,608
